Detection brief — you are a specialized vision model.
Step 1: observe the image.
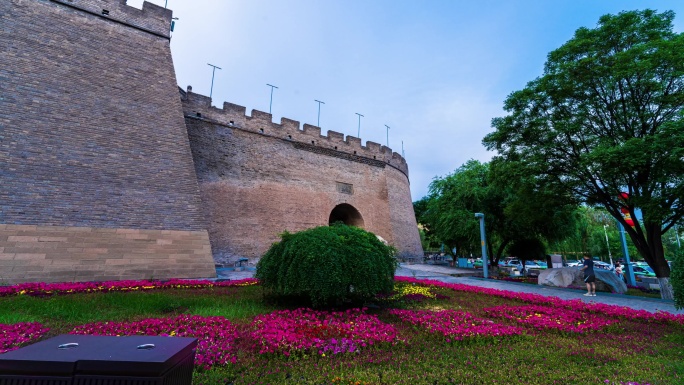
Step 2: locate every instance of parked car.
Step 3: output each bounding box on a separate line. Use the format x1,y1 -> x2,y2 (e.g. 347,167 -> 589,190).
631,265 -> 656,278
473,259 -> 483,268
534,260 -> 548,269
593,261 -> 613,270
566,260 -> 583,267
507,259 -> 540,271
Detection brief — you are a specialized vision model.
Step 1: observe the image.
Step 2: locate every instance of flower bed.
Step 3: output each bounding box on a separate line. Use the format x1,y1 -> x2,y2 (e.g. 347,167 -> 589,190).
250,308 -> 397,356
70,315 -> 239,370
396,277 -> 684,325
390,309 -> 523,341
484,304 -> 619,333
0,278 -> 257,297
0,322 -> 50,354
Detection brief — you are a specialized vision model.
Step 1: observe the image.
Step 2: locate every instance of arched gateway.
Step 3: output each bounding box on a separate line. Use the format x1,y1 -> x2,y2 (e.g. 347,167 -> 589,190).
328,204 -> 364,227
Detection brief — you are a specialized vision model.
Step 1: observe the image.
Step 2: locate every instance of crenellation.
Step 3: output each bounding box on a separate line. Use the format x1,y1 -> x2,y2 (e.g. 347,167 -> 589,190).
185,88 -> 211,108
223,102 -> 247,117
303,124 -> 322,137
52,0 -> 172,38
180,88 -> 410,177
250,109 -> 273,122
345,137 -> 363,151
366,141 -> 382,153
327,130 -> 345,143
280,118 -> 301,132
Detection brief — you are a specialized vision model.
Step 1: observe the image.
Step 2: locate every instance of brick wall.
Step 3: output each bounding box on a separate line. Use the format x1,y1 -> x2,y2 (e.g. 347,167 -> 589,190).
1,0 -> 205,231
0,224 -> 215,284
386,168 -> 424,257
183,90 -> 424,264
0,0 -> 215,282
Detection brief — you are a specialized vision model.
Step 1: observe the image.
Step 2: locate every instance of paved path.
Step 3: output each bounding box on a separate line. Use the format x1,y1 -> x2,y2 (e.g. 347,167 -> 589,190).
214,264 -> 684,315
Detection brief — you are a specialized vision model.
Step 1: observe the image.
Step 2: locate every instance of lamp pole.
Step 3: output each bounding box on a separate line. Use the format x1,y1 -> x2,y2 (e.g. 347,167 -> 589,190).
355,113 -> 364,137
676,224 -> 681,248
207,63 -> 221,99
385,125 -> 390,147
315,100 -> 325,127
618,221 -> 636,286
402,140 -> 405,158
603,225 -> 614,267
266,84 -> 278,115
474,213 -> 489,279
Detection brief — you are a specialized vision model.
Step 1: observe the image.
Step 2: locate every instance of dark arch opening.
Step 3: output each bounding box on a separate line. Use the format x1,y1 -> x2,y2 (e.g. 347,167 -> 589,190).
328,203 -> 364,228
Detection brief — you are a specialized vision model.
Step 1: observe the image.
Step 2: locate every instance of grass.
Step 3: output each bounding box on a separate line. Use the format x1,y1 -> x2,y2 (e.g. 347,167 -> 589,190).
2,281 -> 683,385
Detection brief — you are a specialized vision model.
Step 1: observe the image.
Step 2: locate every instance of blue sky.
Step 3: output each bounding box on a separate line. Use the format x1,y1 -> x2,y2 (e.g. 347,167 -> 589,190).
131,0 -> 684,201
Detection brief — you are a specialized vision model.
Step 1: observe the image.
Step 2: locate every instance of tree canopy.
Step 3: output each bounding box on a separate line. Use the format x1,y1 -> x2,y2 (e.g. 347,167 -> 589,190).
483,10 -> 684,297
415,160 -> 577,264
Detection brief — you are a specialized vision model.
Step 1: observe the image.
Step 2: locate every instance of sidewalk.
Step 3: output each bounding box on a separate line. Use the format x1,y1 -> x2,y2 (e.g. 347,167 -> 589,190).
215,263 -> 684,315
396,263 -> 683,315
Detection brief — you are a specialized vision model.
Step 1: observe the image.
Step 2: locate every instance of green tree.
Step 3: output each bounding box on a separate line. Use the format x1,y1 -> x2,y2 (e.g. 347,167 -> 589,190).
484,10 -> 684,298
416,160 -> 576,266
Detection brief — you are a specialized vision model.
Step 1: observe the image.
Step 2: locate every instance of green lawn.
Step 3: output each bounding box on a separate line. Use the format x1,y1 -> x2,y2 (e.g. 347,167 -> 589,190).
1,281 -> 682,385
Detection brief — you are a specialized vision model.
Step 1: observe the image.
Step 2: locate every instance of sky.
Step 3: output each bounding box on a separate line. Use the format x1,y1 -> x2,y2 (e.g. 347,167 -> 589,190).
130,0 -> 684,201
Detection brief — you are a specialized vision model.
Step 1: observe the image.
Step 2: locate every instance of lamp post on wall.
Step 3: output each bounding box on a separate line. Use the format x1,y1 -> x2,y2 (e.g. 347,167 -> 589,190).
266,84 -> 278,115
355,113 -> 364,137
474,213 -> 489,279
385,125 -> 390,147
315,99 -> 325,127
207,63 -> 221,99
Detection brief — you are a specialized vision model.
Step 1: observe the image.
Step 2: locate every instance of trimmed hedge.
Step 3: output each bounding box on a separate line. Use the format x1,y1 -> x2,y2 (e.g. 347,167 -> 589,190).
255,224 -> 397,307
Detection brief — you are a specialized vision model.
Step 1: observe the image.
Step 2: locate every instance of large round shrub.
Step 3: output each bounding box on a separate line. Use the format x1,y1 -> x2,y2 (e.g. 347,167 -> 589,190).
255,224 -> 396,307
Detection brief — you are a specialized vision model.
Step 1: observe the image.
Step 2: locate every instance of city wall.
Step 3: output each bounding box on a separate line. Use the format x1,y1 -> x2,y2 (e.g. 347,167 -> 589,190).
0,0 -> 215,283
181,88 -> 424,262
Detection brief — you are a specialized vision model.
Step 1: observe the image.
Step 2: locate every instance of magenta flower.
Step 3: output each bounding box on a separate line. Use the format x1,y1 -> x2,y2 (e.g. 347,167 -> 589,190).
0,322 -> 50,354
390,308 -> 523,341
249,308 -> 397,356
70,315 -> 239,370
484,304 -> 618,333
0,278 -> 258,298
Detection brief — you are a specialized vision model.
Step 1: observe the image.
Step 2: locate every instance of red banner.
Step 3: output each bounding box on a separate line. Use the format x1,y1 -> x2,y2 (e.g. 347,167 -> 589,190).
618,193 -> 635,227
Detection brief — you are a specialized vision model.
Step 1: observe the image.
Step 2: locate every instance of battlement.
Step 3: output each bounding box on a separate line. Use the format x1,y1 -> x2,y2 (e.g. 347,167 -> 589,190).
180,87 -> 409,177
51,0 -> 172,38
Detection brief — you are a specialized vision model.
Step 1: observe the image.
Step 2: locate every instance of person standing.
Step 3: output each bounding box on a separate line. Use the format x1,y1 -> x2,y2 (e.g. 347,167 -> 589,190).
615,262 -> 623,281
580,254 -> 596,296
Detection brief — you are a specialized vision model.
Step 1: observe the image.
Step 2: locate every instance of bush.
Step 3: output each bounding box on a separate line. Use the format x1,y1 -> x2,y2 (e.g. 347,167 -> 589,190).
672,248 -> 684,310
255,224 -> 397,307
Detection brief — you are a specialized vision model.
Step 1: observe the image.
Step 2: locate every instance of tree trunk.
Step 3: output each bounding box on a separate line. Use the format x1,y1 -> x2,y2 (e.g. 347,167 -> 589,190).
658,277 -> 674,301
626,221 -> 673,300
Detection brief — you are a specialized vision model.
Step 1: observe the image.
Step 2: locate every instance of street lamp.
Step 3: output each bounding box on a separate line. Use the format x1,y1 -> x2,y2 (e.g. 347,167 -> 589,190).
355,113 -> 364,137
314,100 -> 325,127
207,63 -> 221,99
603,224 -> 614,267
474,213 -> 489,279
266,84 -> 278,115
385,125 -> 390,147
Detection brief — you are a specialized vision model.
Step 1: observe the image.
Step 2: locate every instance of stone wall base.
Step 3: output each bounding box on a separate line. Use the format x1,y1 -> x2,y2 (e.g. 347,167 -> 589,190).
0,224 -> 216,284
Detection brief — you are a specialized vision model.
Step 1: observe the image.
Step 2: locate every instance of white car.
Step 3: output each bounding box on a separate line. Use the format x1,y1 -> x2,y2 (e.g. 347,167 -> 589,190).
507,259 -> 540,271
593,261 -> 613,270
